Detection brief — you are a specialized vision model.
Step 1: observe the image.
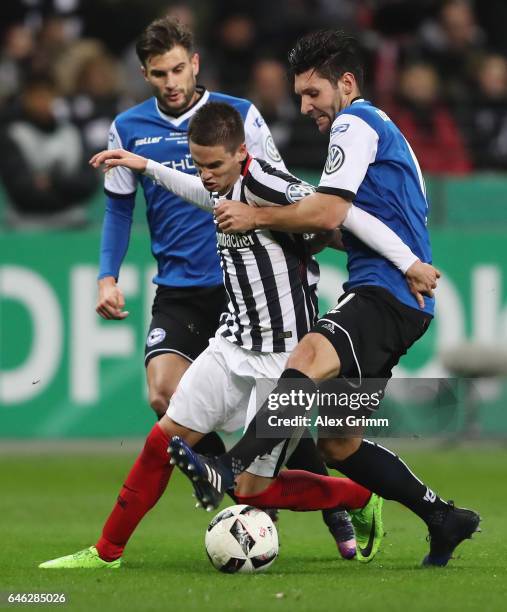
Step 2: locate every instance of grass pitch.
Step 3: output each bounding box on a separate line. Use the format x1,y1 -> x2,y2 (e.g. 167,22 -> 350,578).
1,445 -> 505,612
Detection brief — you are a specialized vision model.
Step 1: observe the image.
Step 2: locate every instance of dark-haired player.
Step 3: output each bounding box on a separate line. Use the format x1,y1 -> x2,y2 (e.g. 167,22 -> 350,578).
170,31 -> 480,568
39,101 -> 436,568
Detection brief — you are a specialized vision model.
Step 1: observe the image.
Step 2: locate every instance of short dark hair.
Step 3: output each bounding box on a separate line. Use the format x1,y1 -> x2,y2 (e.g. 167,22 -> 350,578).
136,17 -> 194,66
188,102 -> 245,153
288,30 -> 364,89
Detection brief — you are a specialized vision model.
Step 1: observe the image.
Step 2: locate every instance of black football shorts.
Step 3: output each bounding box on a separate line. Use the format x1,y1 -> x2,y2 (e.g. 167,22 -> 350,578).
313,285 -> 432,382
144,284 -> 228,366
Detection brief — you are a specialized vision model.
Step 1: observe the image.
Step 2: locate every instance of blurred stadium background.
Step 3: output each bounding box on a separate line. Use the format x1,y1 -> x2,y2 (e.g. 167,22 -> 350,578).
1,0 -> 507,440
1,2 -> 507,610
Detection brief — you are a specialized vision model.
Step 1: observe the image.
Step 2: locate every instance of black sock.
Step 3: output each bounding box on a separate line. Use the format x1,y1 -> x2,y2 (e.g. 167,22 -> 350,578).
193,432 -> 226,457
219,368 -> 316,476
286,434 -> 327,475
328,439 -> 448,526
286,434 -> 345,524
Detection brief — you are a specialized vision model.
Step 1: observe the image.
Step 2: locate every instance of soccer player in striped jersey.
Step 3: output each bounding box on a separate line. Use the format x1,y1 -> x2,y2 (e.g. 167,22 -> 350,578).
175,31 -> 480,567
39,101 -> 434,569
95,16 -> 286,449
95,16 -> 351,539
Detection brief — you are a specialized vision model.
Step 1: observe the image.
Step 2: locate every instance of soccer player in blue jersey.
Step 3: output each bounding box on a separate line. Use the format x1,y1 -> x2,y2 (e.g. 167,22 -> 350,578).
171,30 -> 481,567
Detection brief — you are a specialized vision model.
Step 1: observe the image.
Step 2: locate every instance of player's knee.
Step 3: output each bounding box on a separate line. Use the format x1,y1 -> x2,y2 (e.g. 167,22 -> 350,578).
286,333 -> 340,379
318,437 -> 361,463
159,415 -> 201,446
286,335 -> 318,373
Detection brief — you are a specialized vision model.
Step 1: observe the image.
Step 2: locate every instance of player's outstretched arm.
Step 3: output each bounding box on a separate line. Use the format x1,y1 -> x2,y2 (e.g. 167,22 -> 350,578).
143,160 -> 213,211
90,149 -> 213,212
90,148 -> 148,173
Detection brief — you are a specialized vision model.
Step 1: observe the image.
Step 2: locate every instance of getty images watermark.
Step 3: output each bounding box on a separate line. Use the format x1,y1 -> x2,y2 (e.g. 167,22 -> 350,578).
265,387 -> 387,429
255,378 -> 465,438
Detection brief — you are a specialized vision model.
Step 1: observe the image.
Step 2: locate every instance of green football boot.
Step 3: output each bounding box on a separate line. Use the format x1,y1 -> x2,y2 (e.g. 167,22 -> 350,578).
39,546 -> 121,569
349,493 -> 384,563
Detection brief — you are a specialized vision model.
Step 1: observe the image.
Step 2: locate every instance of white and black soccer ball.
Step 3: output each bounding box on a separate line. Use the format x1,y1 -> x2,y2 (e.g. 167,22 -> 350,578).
205,504 -> 279,573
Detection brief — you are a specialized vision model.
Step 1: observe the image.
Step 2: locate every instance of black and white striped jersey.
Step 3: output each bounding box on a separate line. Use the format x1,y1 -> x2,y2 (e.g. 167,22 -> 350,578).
216,156 -> 319,353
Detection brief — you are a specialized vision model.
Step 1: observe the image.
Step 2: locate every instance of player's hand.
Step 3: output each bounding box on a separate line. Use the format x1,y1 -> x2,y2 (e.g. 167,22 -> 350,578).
89,149 -> 148,173
215,200 -> 257,233
405,260 -> 441,309
96,277 -> 129,320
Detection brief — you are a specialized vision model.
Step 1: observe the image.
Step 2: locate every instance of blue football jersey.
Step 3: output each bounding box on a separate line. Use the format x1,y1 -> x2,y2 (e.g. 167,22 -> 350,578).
317,98 -> 434,315
105,88 -> 286,288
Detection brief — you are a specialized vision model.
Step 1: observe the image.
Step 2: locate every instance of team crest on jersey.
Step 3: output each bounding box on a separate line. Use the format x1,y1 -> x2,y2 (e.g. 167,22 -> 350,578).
285,182 -> 315,203
264,135 -> 282,163
146,327 -> 166,347
324,145 -> 345,174
331,123 -> 350,136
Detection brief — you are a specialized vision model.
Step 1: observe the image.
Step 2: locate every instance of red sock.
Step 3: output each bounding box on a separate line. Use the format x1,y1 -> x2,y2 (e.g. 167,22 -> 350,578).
95,423 -> 173,561
236,470 -> 371,512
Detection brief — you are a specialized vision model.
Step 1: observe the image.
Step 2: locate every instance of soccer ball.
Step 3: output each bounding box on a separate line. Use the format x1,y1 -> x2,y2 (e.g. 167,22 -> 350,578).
205,504 -> 279,573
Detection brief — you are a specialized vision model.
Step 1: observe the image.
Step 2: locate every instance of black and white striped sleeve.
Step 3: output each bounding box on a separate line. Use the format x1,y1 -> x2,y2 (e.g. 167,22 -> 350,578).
243,159 -> 315,207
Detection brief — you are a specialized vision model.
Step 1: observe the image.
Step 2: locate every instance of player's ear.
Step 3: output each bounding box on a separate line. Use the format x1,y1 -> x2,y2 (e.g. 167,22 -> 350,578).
236,143 -> 247,162
141,64 -> 148,82
340,72 -> 355,95
191,52 -> 200,77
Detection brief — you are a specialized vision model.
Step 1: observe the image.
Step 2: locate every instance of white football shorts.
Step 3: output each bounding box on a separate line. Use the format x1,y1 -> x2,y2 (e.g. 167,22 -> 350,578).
167,333 -> 303,477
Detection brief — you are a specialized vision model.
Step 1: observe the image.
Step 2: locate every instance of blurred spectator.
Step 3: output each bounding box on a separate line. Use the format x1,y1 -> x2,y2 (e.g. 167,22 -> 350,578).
0,75 -> 98,229
388,63 -> 471,175
465,54 -> 507,170
248,58 -> 296,151
413,0 -> 486,107
0,0 -> 83,41
30,16 -> 77,78
247,55 -> 327,171
80,0 -> 161,55
212,13 -> 257,97
0,24 -> 35,109
68,52 -> 131,154
368,1 -> 434,106
475,0 -> 507,56
55,42 -> 131,154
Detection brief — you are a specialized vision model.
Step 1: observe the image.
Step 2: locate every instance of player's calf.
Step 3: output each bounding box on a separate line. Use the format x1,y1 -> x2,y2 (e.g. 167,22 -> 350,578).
318,436 -> 363,463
